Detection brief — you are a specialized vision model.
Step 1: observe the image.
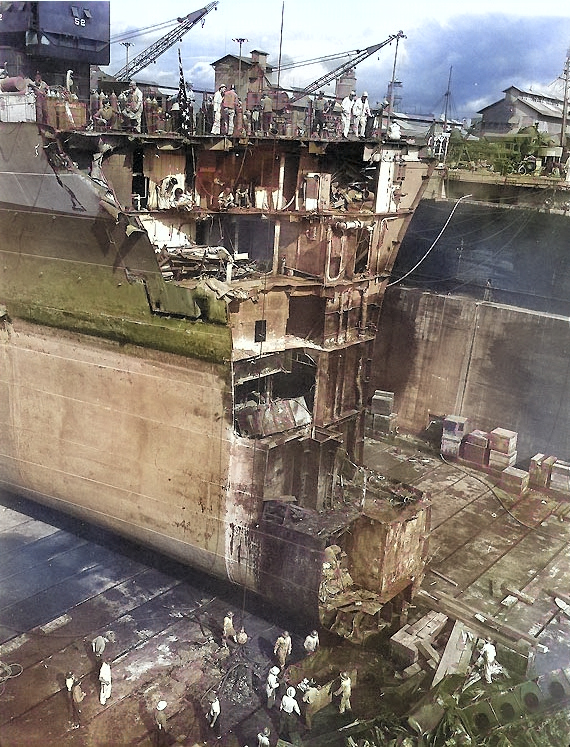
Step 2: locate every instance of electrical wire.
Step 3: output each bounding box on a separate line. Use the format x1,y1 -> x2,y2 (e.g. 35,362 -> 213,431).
110,19 -> 179,44
387,194 -> 472,287
439,453 -> 570,538
0,661 -> 23,697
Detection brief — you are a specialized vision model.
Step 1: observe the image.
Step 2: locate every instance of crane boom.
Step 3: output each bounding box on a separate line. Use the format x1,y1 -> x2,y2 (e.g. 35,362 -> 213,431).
289,31 -> 405,103
114,2 -> 218,81
279,49 -> 361,72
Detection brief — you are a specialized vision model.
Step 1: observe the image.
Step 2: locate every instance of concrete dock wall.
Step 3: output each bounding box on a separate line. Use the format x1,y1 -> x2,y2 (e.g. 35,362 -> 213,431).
373,287 -> 570,463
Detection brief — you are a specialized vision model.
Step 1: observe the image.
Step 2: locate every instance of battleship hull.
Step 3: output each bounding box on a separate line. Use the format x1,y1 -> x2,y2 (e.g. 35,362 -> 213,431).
0,121 -> 431,626
0,122 -> 236,585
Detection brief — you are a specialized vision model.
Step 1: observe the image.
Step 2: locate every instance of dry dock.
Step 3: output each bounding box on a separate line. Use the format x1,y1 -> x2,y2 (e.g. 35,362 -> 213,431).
2,438 -> 570,746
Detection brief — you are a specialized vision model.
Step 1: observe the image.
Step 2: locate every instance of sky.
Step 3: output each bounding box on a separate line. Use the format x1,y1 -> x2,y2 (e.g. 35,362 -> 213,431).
102,0 -> 570,121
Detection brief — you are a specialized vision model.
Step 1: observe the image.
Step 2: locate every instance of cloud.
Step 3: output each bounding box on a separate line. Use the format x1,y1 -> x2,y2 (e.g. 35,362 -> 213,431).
392,14 -> 570,118
104,3 -> 570,120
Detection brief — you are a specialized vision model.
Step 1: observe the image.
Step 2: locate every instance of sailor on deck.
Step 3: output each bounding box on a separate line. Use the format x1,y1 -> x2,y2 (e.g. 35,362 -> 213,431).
266,665 -> 280,708
341,91 -> 356,138
211,84 -> 226,135
352,92 -> 371,138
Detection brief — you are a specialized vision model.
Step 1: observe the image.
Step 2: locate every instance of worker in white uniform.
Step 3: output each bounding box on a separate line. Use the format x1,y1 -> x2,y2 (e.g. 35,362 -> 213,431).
341,91 -> 356,138
279,686 -> 301,741
266,665 -> 280,708
99,660 -> 112,705
352,92 -> 371,138
211,84 -> 226,135
334,671 -> 352,714
479,639 -> 497,683
303,630 -> 319,655
273,630 -> 292,668
92,635 -> 108,660
257,726 -> 271,747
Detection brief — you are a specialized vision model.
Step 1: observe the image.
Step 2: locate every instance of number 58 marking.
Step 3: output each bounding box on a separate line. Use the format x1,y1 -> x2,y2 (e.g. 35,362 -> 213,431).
74,18 -> 86,26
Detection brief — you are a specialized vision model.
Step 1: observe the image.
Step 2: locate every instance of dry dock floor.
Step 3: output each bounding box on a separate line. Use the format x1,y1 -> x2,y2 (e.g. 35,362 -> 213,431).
1,438 -> 570,745
363,438 -> 570,676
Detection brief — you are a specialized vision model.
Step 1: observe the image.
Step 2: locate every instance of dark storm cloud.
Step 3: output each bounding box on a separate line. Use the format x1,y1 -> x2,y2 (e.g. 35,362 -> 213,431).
394,15 -> 570,119
109,13 -> 570,120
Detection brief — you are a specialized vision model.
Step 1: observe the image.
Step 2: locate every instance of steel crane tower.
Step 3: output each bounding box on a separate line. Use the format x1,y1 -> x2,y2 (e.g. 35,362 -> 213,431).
288,31 -> 405,103
113,2 -> 218,82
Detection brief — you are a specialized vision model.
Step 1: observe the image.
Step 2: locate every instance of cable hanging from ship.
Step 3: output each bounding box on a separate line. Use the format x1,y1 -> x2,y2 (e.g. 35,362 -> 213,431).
387,193 -> 472,287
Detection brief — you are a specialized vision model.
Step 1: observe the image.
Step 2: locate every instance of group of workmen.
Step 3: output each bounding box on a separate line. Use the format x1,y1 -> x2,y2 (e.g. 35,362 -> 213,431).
207,614 -> 354,745
31,70 -> 372,142
63,616 -> 352,744
211,83 -> 274,137
311,90 -> 371,139
209,84 -> 372,141
90,80 -> 144,132
340,90 -> 372,139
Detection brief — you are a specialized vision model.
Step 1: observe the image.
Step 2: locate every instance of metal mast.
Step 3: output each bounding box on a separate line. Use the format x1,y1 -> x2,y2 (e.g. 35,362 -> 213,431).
385,32 -> 405,132
443,66 -> 452,127
560,49 -> 570,149
113,2 -> 218,82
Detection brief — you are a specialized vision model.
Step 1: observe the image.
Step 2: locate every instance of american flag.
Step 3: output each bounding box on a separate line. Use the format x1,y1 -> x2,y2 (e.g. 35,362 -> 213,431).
177,48 -> 192,137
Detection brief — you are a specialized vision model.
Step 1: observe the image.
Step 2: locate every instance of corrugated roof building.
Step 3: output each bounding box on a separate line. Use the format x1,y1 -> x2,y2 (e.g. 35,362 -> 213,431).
478,85 -> 564,138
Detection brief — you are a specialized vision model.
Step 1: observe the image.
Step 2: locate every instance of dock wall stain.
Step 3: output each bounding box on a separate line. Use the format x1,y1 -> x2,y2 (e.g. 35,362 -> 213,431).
373,287 -> 570,463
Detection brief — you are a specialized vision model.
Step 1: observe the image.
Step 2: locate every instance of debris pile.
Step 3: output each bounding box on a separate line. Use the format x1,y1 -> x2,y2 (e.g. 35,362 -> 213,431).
158,244 -> 257,281
319,545 -> 388,644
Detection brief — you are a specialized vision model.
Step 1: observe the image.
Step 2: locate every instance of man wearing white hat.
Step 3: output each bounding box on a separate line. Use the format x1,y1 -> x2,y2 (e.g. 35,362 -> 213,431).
279,686 -> 301,741
341,90 -> 356,138
266,665 -> 280,708
352,92 -> 371,138
154,700 -> 168,746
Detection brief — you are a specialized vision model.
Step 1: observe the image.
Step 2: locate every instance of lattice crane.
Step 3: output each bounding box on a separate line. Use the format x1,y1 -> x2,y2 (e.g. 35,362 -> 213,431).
113,2 -> 218,82
288,31 -> 405,103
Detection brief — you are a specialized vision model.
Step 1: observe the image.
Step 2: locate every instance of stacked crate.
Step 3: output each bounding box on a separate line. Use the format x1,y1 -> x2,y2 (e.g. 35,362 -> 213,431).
529,454 -> 556,489
462,429 -> 490,467
500,466 -> 529,495
366,390 -> 397,438
488,428 -> 517,470
550,460 -> 570,493
441,415 -> 470,458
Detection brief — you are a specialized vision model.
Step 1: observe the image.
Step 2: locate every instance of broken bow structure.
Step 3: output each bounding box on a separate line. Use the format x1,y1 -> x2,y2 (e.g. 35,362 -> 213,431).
0,43 -> 432,634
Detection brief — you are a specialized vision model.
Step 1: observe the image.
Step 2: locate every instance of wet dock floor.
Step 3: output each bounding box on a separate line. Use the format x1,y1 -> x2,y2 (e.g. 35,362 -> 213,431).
3,440 -> 570,746
0,489 -> 318,747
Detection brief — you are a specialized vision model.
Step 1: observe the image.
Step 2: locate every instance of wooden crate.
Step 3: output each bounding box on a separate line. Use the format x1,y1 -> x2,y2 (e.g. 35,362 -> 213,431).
462,442 -> 489,466
465,429 -> 489,448
489,449 -> 517,470
489,427 -> 517,454
500,467 -> 529,495
443,415 -> 470,438
529,454 -> 556,488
